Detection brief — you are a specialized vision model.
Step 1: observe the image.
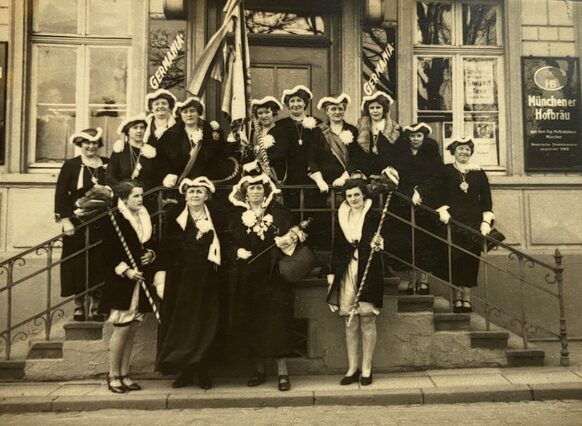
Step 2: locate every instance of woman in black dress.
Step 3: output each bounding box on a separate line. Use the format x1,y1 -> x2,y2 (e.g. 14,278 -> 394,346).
54,128 -> 108,321
143,88 -> 177,149
436,138 -> 494,313
155,176 -> 223,389
101,180 -> 156,393
229,172 -> 305,391
388,123 -> 444,294
327,179 -> 385,386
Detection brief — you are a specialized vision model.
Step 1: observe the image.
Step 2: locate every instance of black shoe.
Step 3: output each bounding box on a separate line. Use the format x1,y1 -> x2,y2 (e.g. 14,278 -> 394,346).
172,371 -> 194,388
361,373 -> 373,386
120,375 -> 142,391
340,369 -> 361,385
91,311 -> 107,322
198,371 -> 213,390
462,301 -> 472,313
278,374 -> 291,391
418,283 -> 430,295
107,376 -> 127,394
405,282 -> 416,295
247,371 -> 266,387
452,300 -> 463,313
73,307 -> 86,322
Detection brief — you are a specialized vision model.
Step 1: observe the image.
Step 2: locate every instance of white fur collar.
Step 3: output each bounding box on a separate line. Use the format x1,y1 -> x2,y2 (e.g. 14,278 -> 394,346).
176,205 -> 221,266
338,198 -> 372,243
117,198 -> 152,243
453,161 -> 481,172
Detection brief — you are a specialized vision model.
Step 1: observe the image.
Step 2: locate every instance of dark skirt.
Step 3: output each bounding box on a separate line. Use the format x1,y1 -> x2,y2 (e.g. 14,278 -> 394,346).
450,223 -> 482,288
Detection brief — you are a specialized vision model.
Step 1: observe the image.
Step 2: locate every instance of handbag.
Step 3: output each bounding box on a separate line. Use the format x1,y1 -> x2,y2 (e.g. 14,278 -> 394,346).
485,227 -> 506,252
277,244 -> 317,284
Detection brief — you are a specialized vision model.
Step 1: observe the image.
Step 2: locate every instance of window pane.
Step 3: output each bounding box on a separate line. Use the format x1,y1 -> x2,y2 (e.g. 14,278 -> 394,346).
415,2 -> 452,45
461,113 -> 499,166
89,108 -> 126,155
417,57 -> 453,111
463,58 -> 498,111
89,48 -> 128,105
463,3 -> 498,46
35,0 -> 78,34
35,108 -> 77,162
88,0 -> 130,36
244,10 -> 325,35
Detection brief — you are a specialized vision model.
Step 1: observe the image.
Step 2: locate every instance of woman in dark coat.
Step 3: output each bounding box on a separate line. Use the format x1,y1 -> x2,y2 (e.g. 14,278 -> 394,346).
157,96 -> 238,189
101,180 -> 156,393
327,179 -> 385,387
54,127 -> 108,321
436,138 -> 494,313
143,88 -> 177,149
387,123 -> 444,294
229,172 -> 306,392
155,176 -> 223,389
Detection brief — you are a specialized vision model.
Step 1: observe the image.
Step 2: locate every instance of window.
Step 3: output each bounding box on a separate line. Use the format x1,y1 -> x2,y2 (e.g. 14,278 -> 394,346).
244,10 -> 325,36
414,1 -> 505,168
30,0 -> 131,165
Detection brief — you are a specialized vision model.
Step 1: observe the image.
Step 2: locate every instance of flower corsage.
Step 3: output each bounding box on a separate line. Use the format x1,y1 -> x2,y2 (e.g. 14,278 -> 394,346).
195,219 -> 212,240
141,144 -> 156,159
302,116 -> 317,130
210,120 -> 221,141
188,128 -> 204,145
241,210 -> 274,240
262,134 -> 275,149
339,130 -> 354,145
113,140 -> 125,153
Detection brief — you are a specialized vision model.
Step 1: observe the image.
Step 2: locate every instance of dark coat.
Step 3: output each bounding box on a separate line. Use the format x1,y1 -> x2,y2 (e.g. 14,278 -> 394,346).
54,155 -> 108,297
105,143 -> 158,191
356,131 -> 398,177
229,201 -> 296,358
328,208 -> 385,309
308,121 -> 365,183
100,210 -> 155,313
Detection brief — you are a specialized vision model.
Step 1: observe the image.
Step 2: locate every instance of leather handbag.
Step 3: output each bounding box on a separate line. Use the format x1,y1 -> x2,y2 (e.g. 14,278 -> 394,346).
277,244 -> 317,284
485,227 -> 506,252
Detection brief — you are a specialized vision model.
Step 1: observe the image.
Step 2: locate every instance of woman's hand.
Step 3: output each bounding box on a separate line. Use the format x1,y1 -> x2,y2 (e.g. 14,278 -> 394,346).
62,218 -> 76,236
326,274 -> 335,286
370,234 -> 384,252
124,268 -> 144,281
140,249 -> 155,265
438,209 -> 451,224
412,189 -> 422,206
237,248 -> 253,260
480,221 -> 492,236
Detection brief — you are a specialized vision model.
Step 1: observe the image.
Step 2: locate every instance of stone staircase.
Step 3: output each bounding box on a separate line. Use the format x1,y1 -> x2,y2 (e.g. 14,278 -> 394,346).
3,278 -> 544,381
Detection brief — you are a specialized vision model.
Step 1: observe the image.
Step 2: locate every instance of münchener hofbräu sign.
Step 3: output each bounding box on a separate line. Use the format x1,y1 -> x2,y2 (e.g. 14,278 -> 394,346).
521,57 -> 582,172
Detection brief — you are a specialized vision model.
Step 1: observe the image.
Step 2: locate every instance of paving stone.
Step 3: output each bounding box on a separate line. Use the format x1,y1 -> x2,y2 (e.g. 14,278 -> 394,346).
0,396 -> 54,413
167,390 -> 313,409
0,383 -> 61,397
503,370 -> 582,385
314,388 -> 423,406
366,374 -> 435,390
48,384 -> 102,396
531,382 -> 582,401
430,373 -> 511,387
423,384 -> 533,404
51,394 -> 167,412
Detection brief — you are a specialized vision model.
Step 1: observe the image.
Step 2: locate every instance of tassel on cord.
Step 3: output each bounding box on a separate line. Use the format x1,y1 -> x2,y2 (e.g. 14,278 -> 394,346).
347,191 -> 394,327
108,211 -> 161,322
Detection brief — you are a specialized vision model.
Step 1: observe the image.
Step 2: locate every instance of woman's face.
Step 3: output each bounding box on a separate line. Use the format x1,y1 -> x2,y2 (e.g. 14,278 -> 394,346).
256,106 -> 275,128
246,183 -> 265,204
152,98 -> 171,119
181,106 -> 200,126
80,140 -> 100,158
124,187 -> 144,212
345,187 -> 365,209
368,101 -> 385,121
185,186 -> 209,208
288,96 -> 306,117
454,145 -> 473,164
408,131 -> 425,150
128,123 -> 146,143
325,104 -> 346,124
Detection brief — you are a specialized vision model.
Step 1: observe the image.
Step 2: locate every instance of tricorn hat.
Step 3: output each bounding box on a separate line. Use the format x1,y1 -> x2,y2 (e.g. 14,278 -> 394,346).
144,89 -> 177,112
317,93 -> 351,110
446,136 -> 475,154
403,122 -> 432,136
69,127 -> 104,147
173,96 -> 205,117
179,176 -> 216,195
117,114 -> 148,136
360,91 -> 395,112
251,96 -> 284,114
281,85 -> 313,106
228,162 -> 280,209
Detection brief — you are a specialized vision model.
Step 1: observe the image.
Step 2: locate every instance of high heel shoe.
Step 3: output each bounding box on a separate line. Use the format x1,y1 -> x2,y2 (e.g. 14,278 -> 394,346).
462,301 -> 472,313
107,376 -> 127,394
340,369 -> 361,385
360,373 -> 373,386
418,282 -> 430,295
172,370 -> 194,388
452,300 -> 464,313
278,374 -> 291,391
120,375 -> 141,391
198,371 -> 213,390
247,371 -> 266,387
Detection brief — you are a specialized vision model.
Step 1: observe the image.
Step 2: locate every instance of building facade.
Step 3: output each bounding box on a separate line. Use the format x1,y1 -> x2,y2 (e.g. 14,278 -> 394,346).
0,1 -> 581,334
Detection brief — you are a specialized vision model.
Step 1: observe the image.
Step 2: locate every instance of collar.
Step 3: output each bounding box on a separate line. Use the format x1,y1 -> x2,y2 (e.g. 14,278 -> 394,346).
453,161 -> 482,173
338,198 -> 372,243
117,198 -> 152,243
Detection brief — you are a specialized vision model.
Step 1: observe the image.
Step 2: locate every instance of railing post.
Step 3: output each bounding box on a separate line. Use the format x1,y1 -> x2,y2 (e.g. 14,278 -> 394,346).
482,238 -> 491,331
84,225 -> 90,318
410,202 -> 416,275
4,261 -> 14,360
447,223 -> 453,312
517,255 -> 529,349
45,244 -> 54,340
554,248 -> 569,367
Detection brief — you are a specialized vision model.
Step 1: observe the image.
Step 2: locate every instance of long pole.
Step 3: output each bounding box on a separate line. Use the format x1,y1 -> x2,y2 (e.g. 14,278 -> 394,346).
347,191 -> 393,327
108,211 -> 161,322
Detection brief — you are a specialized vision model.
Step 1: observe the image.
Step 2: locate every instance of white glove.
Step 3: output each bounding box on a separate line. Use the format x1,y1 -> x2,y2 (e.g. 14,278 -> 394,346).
153,271 -> 166,299
242,160 -> 259,173
328,304 -> 339,313
332,171 -> 350,188
381,167 -> 400,186
480,221 -> 492,236
237,248 -> 252,260
412,189 -> 422,206
162,174 -> 178,188
437,207 -> 451,224
309,171 -> 329,193
326,274 -> 335,286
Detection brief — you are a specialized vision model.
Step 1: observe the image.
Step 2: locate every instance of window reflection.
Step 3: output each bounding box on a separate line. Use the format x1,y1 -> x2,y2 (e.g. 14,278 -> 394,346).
417,57 -> 452,111
416,2 -> 452,45
36,0 -> 78,34
463,4 -> 498,46
244,10 -> 324,35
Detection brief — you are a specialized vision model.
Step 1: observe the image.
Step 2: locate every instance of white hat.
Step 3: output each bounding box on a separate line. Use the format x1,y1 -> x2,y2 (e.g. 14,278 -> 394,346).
117,114 -> 148,135
179,176 -> 216,194
281,85 -> 313,106
403,122 -> 432,136
228,170 -> 281,209
251,96 -> 284,112
360,91 -> 395,112
317,93 -> 351,110
69,127 -> 103,147
173,96 -> 205,117
144,89 -> 177,112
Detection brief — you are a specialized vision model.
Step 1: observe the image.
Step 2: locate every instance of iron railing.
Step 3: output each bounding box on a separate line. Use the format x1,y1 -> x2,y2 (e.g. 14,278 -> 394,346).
0,185 -> 569,366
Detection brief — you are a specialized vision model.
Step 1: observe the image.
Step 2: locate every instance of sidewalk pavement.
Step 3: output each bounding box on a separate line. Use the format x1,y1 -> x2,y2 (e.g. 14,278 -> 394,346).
1,365 -> 582,413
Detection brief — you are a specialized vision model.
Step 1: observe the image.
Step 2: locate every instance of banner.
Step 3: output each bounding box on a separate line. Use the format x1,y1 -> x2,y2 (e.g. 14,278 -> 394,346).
522,57 -> 582,172
362,28 -> 397,98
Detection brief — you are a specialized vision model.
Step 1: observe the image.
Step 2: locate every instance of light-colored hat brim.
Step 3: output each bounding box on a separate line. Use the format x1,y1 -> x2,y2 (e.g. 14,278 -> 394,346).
179,176 -> 216,194
360,91 -> 395,111
403,122 -> 432,136
317,93 -> 351,110
251,96 -> 284,111
69,127 -> 103,146
144,89 -> 177,111
280,85 -> 313,105
173,96 -> 205,117
117,114 -> 148,135
228,173 -> 281,209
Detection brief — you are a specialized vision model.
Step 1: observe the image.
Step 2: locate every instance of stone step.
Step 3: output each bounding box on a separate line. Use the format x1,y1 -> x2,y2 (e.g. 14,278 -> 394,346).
434,313 -> 471,331
64,321 -> 103,341
470,331 -> 509,349
506,349 -> 545,367
0,361 -> 25,380
27,341 -> 63,359
398,295 -> 434,313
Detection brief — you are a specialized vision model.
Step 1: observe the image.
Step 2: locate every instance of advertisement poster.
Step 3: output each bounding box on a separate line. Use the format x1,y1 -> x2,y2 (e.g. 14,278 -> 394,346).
362,27 -> 397,99
522,57 -> 582,171
148,18 -> 187,98
464,60 -> 495,105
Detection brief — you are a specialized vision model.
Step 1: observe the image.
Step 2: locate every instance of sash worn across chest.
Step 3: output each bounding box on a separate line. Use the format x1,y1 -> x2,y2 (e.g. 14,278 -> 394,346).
320,124 -> 349,170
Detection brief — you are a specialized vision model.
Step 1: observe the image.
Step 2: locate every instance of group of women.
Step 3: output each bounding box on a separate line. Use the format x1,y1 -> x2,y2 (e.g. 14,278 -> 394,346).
54,85 -> 495,393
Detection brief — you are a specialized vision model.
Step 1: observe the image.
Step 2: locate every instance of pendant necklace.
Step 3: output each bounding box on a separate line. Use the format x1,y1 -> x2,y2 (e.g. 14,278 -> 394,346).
293,120 -> 304,146
457,169 -> 469,193
82,157 -> 101,185
130,145 -> 143,179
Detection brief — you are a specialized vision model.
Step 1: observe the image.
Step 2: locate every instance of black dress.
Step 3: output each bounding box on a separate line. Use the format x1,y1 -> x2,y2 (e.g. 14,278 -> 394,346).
156,202 -> 223,374
105,143 -> 158,192
54,156 -> 108,297
439,164 -> 493,287
230,201 -> 296,358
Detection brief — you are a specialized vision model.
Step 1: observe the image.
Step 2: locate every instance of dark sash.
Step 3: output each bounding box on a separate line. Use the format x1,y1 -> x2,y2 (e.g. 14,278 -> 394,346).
178,139 -> 203,183
320,124 -> 349,171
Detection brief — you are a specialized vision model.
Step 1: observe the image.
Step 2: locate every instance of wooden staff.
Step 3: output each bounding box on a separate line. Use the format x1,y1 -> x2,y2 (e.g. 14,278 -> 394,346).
108,211 -> 161,322
347,191 -> 393,327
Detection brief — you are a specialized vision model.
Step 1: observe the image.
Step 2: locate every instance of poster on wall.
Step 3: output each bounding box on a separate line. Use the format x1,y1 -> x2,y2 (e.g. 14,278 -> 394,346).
522,57 -> 582,172
362,27 -> 397,100
464,60 -> 495,105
